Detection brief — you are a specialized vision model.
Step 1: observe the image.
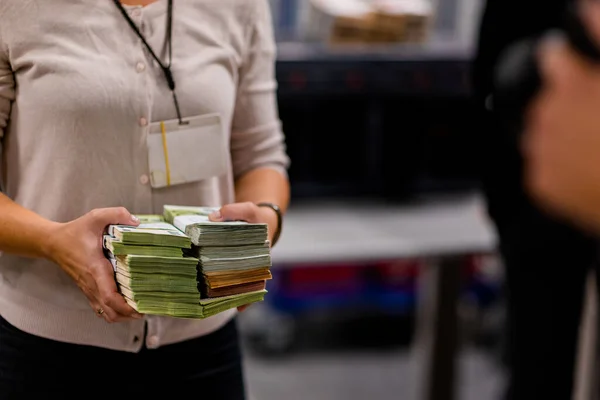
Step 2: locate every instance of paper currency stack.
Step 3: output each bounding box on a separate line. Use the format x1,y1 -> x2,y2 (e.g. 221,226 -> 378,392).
103,210 -> 270,319
164,205 -> 271,303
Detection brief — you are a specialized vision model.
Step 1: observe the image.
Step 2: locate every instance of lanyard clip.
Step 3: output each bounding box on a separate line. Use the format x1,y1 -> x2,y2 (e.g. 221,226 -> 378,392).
163,67 -> 176,92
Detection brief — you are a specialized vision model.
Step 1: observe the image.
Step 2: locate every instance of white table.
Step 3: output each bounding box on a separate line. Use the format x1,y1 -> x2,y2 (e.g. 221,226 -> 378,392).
272,193 -> 495,263
270,192 -> 498,400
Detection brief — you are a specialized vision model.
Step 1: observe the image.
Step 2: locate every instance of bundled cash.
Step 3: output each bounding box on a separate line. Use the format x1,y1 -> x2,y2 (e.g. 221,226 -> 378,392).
202,280 -> 267,298
184,242 -> 271,258
116,273 -> 200,294
164,205 -> 268,247
124,289 -> 268,319
164,205 -> 273,299
102,211 -> 270,319
183,242 -> 271,272
203,267 -> 272,289
104,235 -> 184,258
199,254 -> 271,272
104,217 -> 201,318
113,254 -> 198,277
109,223 -> 191,248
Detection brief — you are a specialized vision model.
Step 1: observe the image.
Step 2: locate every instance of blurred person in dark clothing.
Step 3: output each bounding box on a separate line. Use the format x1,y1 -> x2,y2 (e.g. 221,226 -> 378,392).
472,0 -> 598,399
525,2 -> 600,236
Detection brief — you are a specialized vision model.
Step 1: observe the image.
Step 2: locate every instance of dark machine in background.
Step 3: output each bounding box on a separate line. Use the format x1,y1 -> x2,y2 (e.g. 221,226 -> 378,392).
276,42 -> 480,202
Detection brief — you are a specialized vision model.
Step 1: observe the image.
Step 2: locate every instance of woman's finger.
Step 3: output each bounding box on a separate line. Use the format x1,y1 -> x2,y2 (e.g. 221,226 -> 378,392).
237,305 -> 251,313
83,278 -> 129,323
94,259 -> 143,319
99,305 -> 133,323
91,296 -> 137,323
80,280 -> 112,320
209,202 -> 257,222
88,300 -> 104,319
88,299 -> 119,323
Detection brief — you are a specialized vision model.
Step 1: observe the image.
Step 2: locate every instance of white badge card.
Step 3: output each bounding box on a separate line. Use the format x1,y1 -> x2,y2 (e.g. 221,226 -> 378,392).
147,114 -> 228,189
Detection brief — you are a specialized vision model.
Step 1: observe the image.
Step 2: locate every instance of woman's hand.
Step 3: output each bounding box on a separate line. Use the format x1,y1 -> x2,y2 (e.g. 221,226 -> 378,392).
208,202 -> 279,244
45,207 -> 144,323
208,202 -> 278,312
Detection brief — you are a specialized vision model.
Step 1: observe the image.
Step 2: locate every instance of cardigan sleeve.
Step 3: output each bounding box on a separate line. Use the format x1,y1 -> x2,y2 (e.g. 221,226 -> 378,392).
229,0 -> 290,179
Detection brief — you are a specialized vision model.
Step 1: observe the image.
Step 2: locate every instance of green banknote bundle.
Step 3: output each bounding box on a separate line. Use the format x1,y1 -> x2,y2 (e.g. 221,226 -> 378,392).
108,222 -> 191,248
124,289 -> 268,319
104,235 -> 184,258
114,254 -> 198,277
164,205 -> 267,247
184,242 -> 271,258
183,242 -> 272,272
199,254 -> 271,272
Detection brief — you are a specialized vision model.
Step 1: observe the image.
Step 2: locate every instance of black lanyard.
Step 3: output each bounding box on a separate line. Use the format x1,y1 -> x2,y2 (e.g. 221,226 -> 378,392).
112,0 -> 185,125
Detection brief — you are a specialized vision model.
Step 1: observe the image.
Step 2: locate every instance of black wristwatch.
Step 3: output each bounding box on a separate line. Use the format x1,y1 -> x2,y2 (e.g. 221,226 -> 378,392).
256,202 -> 282,247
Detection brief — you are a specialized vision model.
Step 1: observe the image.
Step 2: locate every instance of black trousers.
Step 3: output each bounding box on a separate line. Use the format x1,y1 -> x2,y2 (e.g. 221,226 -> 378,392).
496,209 -> 598,400
0,316 -> 246,399
474,100 -> 599,399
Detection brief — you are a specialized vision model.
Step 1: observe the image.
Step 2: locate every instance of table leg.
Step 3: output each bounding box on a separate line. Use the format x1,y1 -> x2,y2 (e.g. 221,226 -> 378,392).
414,256 -> 462,400
573,271 -> 598,400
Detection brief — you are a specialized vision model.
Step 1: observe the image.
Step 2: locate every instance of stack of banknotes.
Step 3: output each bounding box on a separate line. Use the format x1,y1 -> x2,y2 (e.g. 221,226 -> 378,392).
103,210 -> 270,319
164,205 -> 272,300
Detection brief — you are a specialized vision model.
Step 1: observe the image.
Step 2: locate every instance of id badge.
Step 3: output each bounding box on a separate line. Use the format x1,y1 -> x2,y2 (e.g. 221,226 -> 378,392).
147,114 -> 228,189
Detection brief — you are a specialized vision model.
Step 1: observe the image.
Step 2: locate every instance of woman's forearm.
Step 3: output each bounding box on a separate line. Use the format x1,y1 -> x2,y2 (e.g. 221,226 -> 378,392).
234,167 -> 290,213
0,193 -> 59,259
234,167 -> 290,244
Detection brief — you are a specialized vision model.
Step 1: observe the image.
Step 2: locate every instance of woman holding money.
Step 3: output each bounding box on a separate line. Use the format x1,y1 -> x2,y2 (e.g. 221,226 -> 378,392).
0,0 -> 289,397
